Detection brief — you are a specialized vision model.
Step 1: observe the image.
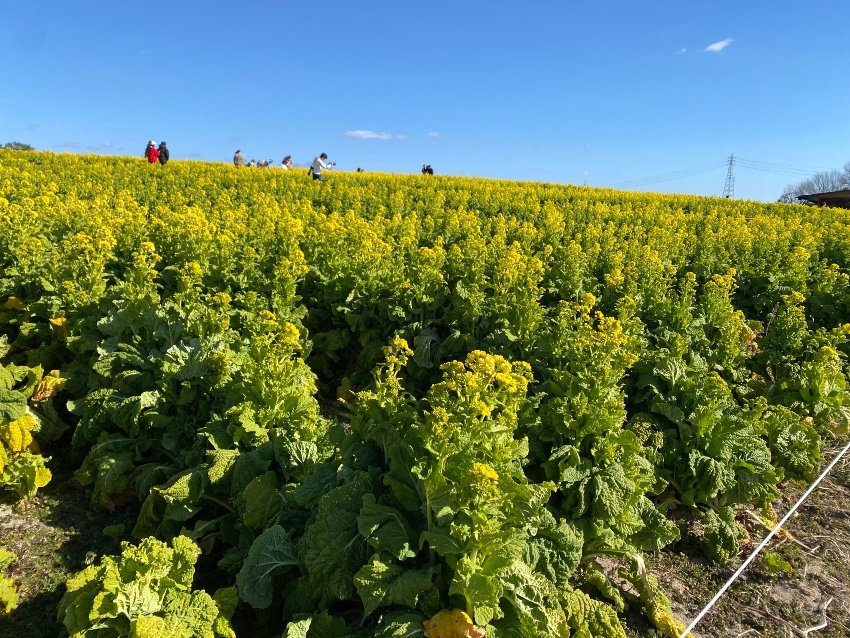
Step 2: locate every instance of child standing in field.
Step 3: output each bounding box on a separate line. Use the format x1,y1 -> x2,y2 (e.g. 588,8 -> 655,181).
233,150 -> 245,167
145,141 -> 159,164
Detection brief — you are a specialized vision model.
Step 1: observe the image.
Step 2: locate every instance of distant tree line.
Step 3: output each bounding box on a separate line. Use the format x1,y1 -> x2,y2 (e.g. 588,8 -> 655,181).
778,161 -> 850,203
2,141 -> 35,151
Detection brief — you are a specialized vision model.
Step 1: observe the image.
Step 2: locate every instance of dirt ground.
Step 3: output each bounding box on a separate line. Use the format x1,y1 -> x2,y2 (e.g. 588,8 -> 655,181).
1,443 -> 848,638
639,440 -> 850,638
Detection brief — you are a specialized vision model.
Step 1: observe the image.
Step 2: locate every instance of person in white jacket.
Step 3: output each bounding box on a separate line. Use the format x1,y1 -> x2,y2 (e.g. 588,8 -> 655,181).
310,153 -> 334,181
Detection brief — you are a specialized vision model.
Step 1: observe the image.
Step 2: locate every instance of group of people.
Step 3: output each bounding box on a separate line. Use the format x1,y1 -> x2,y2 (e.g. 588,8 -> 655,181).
144,143 -> 430,180
144,141 -> 169,165
234,150 -> 335,181
232,150 -> 295,170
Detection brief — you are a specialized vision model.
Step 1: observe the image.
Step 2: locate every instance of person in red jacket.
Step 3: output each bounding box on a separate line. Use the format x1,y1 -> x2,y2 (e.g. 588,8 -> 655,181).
144,141 -> 159,164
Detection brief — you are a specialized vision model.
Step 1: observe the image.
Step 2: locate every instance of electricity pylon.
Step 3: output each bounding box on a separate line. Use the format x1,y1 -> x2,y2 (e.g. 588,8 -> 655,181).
723,154 -> 735,198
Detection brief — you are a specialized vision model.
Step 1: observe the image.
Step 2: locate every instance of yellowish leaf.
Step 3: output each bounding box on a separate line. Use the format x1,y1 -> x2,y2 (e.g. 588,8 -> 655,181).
0,415 -> 37,453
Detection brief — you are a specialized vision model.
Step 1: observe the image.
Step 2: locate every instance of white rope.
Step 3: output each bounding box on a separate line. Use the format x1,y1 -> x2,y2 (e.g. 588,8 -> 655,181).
679,438 -> 850,638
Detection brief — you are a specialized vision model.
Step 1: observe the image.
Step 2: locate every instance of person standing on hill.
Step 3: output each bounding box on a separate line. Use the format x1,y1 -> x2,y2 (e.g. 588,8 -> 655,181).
310,153 -> 334,181
233,149 -> 245,167
157,141 -> 169,165
145,141 -> 159,164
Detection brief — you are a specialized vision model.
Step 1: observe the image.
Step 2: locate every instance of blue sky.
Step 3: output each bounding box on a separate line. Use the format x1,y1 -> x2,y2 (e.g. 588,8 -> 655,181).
3,1 -> 849,201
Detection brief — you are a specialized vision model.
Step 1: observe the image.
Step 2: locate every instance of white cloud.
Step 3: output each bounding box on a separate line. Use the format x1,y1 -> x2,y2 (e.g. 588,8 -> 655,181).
427,132 -> 440,138
704,38 -> 733,53
678,47 -> 687,54
87,142 -> 115,151
343,130 -> 407,140
54,142 -> 81,149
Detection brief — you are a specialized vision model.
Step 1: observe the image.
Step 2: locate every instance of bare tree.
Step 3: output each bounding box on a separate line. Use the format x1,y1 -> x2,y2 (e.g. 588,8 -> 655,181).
778,165 -> 849,203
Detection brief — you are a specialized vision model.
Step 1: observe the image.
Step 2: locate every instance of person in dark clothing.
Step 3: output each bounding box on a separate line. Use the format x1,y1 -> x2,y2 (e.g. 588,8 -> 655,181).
157,141 -> 169,165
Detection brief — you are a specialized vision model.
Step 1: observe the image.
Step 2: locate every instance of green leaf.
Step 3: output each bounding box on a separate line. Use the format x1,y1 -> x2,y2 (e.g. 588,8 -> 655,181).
58,536 -> 234,638
283,611 -> 354,638
159,470 -> 205,523
297,472 -> 373,608
687,450 -> 736,503
591,464 -> 634,522
763,406 -> 821,481
524,515 -> 583,589
0,366 -> 14,392
696,507 -> 747,563
373,611 -> 427,637
242,471 -> 282,530
284,618 -> 313,638
76,445 -> 135,508
564,588 -> 629,638
761,549 -> 793,575
230,444 -> 273,496
626,497 -> 680,552
420,527 -> 464,557
357,494 -> 418,560
271,433 -> 319,477
236,525 -> 299,609
383,444 -> 424,512
496,560 -> 570,635
0,389 -> 27,423
293,462 -> 338,508
353,556 -> 436,615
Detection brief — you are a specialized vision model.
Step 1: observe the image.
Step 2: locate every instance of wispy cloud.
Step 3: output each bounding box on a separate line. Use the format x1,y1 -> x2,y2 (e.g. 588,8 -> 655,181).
427,132 -> 440,138
343,130 -> 407,140
87,142 -> 115,151
704,38 -> 733,53
23,123 -> 38,132
678,47 -> 687,54
54,142 -> 81,149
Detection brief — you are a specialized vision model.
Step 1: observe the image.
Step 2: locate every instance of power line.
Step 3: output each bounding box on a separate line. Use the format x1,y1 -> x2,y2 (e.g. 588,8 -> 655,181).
610,161 -> 726,188
736,157 -> 829,172
735,161 -> 822,178
608,156 -> 833,191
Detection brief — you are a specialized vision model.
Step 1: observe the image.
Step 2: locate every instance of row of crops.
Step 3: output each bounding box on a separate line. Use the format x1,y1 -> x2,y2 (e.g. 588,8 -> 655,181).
1,150 -> 849,637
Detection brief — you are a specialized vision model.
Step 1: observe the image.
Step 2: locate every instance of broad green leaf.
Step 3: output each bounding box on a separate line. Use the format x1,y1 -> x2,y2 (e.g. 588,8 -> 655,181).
590,463 -> 635,522
0,389 -> 27,423
230,444 -> 273,496
285,618 -> 313,638
242,471 -> 281,530
357,494 -> 417,560
626,497 -> 680,552
353,556 -> 436,615
373,611 -> 427,637
297,472 -> 372,608
293,462 -> 338,508
237,525 -> 298,609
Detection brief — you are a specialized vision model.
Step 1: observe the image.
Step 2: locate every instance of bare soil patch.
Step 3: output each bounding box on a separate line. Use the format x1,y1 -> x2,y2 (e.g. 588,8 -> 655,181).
636,440 -> 850,638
